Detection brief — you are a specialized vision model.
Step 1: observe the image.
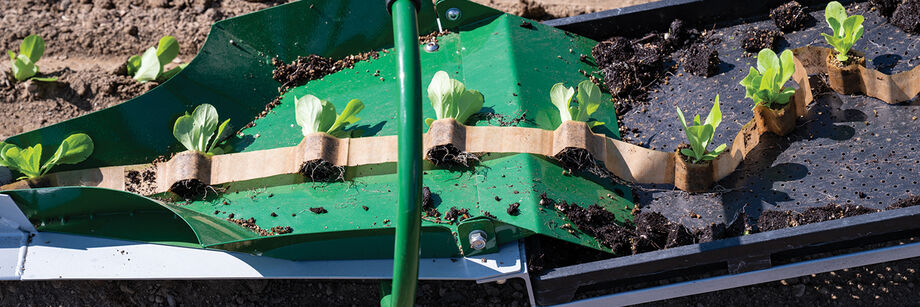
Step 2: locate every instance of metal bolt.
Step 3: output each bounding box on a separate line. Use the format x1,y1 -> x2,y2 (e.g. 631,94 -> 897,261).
445,8 -> 462,21
424,42 -> 439,52
469,230 -> 487,250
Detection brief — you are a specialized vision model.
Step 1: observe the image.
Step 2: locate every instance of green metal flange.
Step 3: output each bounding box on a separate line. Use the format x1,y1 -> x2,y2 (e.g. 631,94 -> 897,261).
2,0 -> 635,262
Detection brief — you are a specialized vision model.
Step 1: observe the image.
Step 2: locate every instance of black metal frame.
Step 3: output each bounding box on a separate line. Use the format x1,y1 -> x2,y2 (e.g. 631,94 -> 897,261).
532,206 -> 920,304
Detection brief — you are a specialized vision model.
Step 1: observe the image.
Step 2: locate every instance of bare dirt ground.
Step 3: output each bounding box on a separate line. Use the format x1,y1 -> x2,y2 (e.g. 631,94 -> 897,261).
2,0 -> 919,306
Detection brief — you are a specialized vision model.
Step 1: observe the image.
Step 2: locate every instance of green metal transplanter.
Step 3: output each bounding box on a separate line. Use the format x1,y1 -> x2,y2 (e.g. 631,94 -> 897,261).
1,0 -> 633,260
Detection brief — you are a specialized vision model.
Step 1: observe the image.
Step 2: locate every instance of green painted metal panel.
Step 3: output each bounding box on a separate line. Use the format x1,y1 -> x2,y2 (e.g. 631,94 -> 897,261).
1,0 -> 634,260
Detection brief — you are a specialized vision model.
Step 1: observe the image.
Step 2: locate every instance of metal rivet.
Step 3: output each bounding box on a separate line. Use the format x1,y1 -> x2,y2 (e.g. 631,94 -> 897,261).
424,42 -> 439,52
469,230 -> 487,250
446,8 -> 461,21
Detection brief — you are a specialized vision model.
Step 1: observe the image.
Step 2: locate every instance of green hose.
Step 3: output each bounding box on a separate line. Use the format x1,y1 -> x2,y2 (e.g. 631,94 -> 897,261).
388,0 -> 423,306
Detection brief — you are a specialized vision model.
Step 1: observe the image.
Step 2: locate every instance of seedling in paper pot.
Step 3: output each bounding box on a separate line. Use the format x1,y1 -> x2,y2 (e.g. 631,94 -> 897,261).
8,35 -> 56,82
294,94 -> 365,138
821,1 -> 864,63
173,104 -> 233,155
425,70 -> 484,126
676,95 -> 727,164
0,134 -> 94,180
550,80 -> 605,128
739,49 -> 796,109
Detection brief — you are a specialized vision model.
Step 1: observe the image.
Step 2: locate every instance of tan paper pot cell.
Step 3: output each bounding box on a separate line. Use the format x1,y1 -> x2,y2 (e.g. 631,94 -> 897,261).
826,50 -> 866,95
753,96 -> 797,136
166,150 -> 212,197
673,150 -> 714,193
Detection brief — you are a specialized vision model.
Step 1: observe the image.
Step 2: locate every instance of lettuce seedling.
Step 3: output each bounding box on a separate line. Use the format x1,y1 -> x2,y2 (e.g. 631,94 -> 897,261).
126,36 -> 187,83
676,95 -> 726,163
425,71 -> 484,126
550,80 -> 605,127
821,1 -> 864,62
739,49 -> 796,109
0,133 -> 94,180
172,104 -> 232,155
7,35 -> 56,82
294,94 -> 365,138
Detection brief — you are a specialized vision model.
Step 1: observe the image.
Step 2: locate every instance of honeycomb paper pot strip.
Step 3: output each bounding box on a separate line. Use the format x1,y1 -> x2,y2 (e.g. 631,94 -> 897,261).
2,47 -> 918,194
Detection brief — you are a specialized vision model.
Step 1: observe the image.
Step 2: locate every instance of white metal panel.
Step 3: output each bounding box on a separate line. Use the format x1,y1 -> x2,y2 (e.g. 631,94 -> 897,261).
20,232 -> 523,281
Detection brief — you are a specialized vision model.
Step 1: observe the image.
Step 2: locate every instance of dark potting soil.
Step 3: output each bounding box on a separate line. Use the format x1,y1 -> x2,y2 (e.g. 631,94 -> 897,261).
299,159 -> 345,182
769,1 -> 812,33
124,167 -> 157,195
827,50 -> 866,68
556,200 -> 635,255
169,178 -> 211,200
507,202 -> 521,215
443,207 -> 471,224
592,34 -> 670,98
532,195 -> 755,272
891,0 -> 920,34
870,0 -> 901,17
425,144 -> 479,169
756,203 -> 879,232
553,147 -> 612,179
227,217 -> 271,236
421,186 -> 444,219
270,226 -> 293,234
678,43 -> 720,77
419,30 -> 451,45
886,195 -> 920,210
470,111 -> 529,127
309,207 -> 327,214
271,52 -> 379,93
740,27 -> 781,53
226,217 -> 293,236
422,186 -> 433,210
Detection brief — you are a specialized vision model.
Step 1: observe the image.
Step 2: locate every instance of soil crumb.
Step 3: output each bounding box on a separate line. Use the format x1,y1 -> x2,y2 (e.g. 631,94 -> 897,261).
595,36 -> 667,99
227,217 -> 293,236
422,187 -> 443,218
740,28 -> 780,53
870,0 -> 900,17
426,144 -> 479,169
892,0 -> 920,34
769,1 -> 811,32
309,207 -> 328,214
679,43 -> 720,77
507,202 -> 520,216
300,159 -> 345,182
444,207 -> 471,224
270,226 -> 293,234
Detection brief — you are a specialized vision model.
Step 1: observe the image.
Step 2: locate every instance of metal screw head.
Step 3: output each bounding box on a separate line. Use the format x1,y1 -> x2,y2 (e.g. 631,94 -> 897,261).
424,42 -> 439,52
469,230 -> 487,250
445,8 -> 462,21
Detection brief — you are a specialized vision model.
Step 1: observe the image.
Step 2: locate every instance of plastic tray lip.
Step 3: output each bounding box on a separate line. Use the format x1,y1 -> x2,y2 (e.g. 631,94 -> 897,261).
540,0 -> 849,40
542,0 -> 700,29
535,204 -> 920,282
